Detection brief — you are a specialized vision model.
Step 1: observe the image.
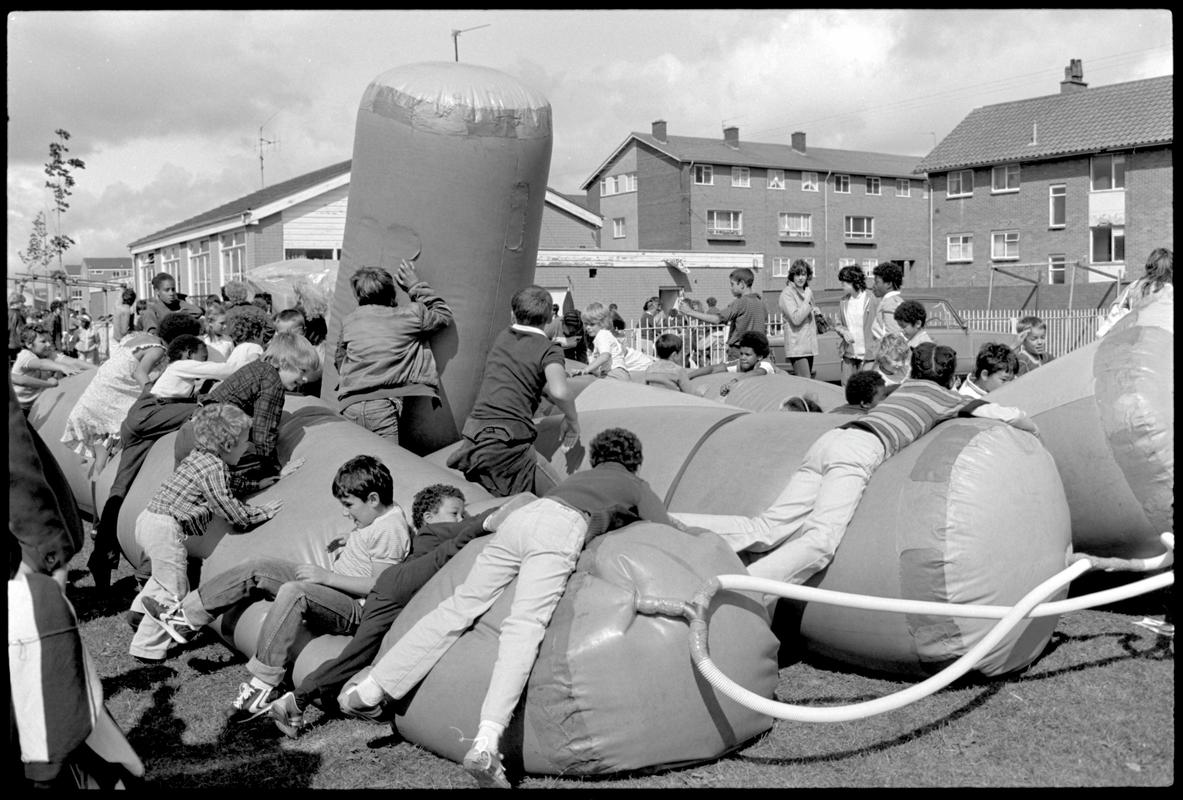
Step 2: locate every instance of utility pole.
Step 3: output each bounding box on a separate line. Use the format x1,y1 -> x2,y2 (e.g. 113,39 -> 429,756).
258,112 -> 279,188
451,23 -> 490,62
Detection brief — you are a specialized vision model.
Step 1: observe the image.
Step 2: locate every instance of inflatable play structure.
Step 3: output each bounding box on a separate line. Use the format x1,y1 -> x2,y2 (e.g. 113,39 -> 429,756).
27,63 -> 1174,778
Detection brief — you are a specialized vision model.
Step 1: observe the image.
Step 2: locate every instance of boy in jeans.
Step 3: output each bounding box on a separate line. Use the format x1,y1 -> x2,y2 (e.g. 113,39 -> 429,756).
128,404 -> 281,662
340,428 -> 696,789
335,260 -> 453,443
267,484 -> 535,738
677,267 -> 767,360
447,285 -> 580,497
143,455 -> 411,722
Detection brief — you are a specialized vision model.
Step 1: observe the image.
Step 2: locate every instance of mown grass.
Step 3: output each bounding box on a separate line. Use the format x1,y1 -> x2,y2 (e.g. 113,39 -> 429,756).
71,529 -> 1173,789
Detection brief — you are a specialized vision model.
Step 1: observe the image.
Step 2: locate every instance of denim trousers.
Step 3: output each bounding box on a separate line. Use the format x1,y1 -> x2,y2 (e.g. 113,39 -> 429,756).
673,427 -> 886,584
342,397 -> 403,443
183,558 -> 364,687
128,512 -> 189,660
365,498 -> 587,728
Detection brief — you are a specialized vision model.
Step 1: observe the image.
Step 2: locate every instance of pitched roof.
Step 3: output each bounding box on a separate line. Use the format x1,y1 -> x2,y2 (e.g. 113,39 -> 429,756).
915,74 -> 1173,174
81,257 -> 132,271
581,132 -> 923,189
128,159 -> 352,248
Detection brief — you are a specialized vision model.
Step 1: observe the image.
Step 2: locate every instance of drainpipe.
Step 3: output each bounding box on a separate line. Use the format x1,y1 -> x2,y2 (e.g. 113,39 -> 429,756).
823,170 -> 832,281
928,178 -> 934,288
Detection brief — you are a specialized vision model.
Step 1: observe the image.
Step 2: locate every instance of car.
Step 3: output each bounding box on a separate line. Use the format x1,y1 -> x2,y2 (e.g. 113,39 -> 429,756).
770,294 -> 1007,384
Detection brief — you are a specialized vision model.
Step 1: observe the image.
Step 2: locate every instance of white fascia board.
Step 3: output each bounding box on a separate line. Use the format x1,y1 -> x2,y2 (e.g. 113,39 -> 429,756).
544,190 -> 602,227
537,249 -> 763,270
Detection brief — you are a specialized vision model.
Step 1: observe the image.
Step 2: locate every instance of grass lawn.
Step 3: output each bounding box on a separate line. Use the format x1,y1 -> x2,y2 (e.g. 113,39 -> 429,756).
71,528 -> 1173,789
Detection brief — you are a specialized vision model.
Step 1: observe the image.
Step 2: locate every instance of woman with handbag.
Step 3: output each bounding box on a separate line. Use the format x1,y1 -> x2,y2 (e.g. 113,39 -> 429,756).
778,259 -> 821,379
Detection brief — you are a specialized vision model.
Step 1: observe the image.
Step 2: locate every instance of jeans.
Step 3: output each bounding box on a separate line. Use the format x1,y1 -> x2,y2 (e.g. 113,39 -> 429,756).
447,428 -> 558,499
182,558 -> 364,687
342,397 -> 403,443
365,498 -> 587,728
128,511 -> 189,660
672,427 -> 885,584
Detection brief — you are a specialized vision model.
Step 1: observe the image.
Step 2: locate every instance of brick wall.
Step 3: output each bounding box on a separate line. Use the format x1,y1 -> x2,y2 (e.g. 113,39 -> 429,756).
635,146 -> 688,250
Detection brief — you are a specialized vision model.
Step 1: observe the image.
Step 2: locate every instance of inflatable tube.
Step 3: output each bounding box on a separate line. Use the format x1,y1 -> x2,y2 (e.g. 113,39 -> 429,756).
989,293 -> 1173,558
712,373 -> 846,413
322,62 -> 553,456
357,522 -> 778,775
28,369 -> 101,517
666,411 -> 1071,677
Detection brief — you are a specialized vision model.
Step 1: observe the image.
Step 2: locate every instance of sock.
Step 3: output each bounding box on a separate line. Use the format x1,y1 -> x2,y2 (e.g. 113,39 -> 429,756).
353,677 -> 386,706
474,721 -> 505,753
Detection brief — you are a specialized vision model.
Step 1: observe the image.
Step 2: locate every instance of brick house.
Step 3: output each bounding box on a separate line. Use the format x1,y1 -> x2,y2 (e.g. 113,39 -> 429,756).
915,60 -> 1173,308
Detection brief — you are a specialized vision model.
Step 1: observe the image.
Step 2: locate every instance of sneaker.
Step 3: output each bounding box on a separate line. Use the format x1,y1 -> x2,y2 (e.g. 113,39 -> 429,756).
463,742 -> 511,789
227,682 -> 283,723
336,683 -> 386,722
142,597 -> 199,644
268,691 -> 307,739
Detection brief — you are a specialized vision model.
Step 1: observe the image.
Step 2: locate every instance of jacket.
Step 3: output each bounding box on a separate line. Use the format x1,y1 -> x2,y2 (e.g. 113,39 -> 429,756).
838,291 -> 879,362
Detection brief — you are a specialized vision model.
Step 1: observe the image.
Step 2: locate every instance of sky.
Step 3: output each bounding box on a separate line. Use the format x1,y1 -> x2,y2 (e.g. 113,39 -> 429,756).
6,9 -> 1173,275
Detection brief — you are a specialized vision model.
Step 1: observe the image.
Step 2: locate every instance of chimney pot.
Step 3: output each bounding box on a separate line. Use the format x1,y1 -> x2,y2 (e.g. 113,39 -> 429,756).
651,119 -> 667,142
1060,58 -> 1088,93
791,131 -> 806,152
723,125 -> 739,148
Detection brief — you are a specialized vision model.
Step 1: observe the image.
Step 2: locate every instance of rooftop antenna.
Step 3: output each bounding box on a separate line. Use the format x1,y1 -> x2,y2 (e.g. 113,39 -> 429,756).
258,111 -> 280,188
452,23 -> 490,62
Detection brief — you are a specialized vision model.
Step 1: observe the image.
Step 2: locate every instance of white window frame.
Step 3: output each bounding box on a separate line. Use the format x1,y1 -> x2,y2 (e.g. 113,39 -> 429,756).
947,169 -> 974,198
844,215 -> 874,240
731,166 -> 750,188
1090,154 -> 1126,192
801,171 -> 818,192
947,234 -> 973,262
837,258 -> 859,268
991,230 -> 1020,261
767,169 -> 785,190
188,238 -> 212,299
865,176 -> 881,195
834,174 -> 851,194
220,231 -> 246,284
706,209 -> 743,237
160,245 -> 181,280
1048,184 -> 1067,228
1091,225 -> 1125,264
771,257 -> 792,278
1048,254 -> 1067,286
991,164 -> 1020,193
861,258 -> 879,269
612,217 -> 626,239
601,173 -> 637,196
693,164 -> 714,185
896,178 -> 911,197
778,212 -> 812,239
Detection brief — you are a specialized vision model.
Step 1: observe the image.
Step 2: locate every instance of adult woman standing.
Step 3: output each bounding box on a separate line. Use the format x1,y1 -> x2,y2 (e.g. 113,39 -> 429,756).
778,259 -> 819,379
831,265 -> 879,386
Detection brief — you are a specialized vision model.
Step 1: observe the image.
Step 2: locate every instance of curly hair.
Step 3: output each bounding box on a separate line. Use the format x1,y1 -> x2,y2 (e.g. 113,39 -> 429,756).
225,304 -> 275,346
166,334 -> 206,363
876,332 -> 911,376
331,455 -> 394,507
190,402 -> 252,455
589,427 -> 643,473
873,262 -> 903,290
1141,247 -> 1173,296
411,483 -> 466,529
974,343 -> 1018,378
844,369 -> 885,406
222,280 -> 249,303
837,266 -> 867,293
737,330 -> 770,357
157,311 -> 203,343
788,259 -> 813,285
910,342 -> 958,388
893,299 -> 927,328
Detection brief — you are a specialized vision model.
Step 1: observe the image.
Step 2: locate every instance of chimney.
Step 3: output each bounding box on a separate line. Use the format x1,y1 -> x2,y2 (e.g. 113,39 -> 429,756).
723,125 -> 739,148
791,131 -> 806,153
651,119 -> 667,142
1060,59 -> 1088,93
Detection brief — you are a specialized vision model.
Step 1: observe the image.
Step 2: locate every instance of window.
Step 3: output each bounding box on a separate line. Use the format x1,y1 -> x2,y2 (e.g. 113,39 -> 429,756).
600,173 -> 637,196
1049,185 -> 1066,228
896,178 -> 911,197
861,258 -> 878,269
1091,154 -> 1126,191
834,174 -> 851,193
991,164 -> 1020,193
991,230 -> 1020,261
947,234 -> 973,262
837,258 -> 859,268
947,170 -> 973,197
767,169 -> 785,190
693,165 -> 714,185
706,210 -> 743,236
1091,225 -> 1125,263
160,245 -> 181,280
865,176 -> 881,195
284,248 -> 335,260
612,218 -> 626,239
844,215 -> 873,240
220,231 -> 245,283
801,171 -> 818,192
731,167 -> 750,187
778,212 -> 812,238
188,239 -> 211,298
1048,254 -> 1066,285
771,257 -> 792,278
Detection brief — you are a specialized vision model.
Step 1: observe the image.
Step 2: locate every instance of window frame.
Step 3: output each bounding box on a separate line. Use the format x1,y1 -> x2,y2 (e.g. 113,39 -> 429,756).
1090,225 -> 1125,264
844,215 -> 874,240
693,164 -> 714,185
612,217 -> 626,239
946,234 -> 973,263
1048,253 -> 1067,285
731,166 -> 751,188
706,209 -> 743,237
947,169 -> 974,198
220,231 -> 246,283
601,172 -> 637,196
777,212 -> 813,239
771,257 -> 792,278
1049,184 -> 1067,229
991,229 -> 1020,261
187,238 -> 212,299
834,174 -> 851,194
767,169 -> 785,190
865,176 -> 881,195
896,178 -> 911,197
991,164 -> 1020,194
1090,154 -> 1126,191
801,171 -> 819,192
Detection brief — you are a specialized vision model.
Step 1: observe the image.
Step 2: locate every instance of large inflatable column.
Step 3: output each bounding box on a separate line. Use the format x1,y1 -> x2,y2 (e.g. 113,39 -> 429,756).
322,62 -> 553,455
990,293 -> 1173,558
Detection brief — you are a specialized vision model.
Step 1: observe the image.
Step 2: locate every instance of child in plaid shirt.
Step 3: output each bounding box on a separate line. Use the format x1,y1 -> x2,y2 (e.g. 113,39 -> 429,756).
127,403 -> 283,662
